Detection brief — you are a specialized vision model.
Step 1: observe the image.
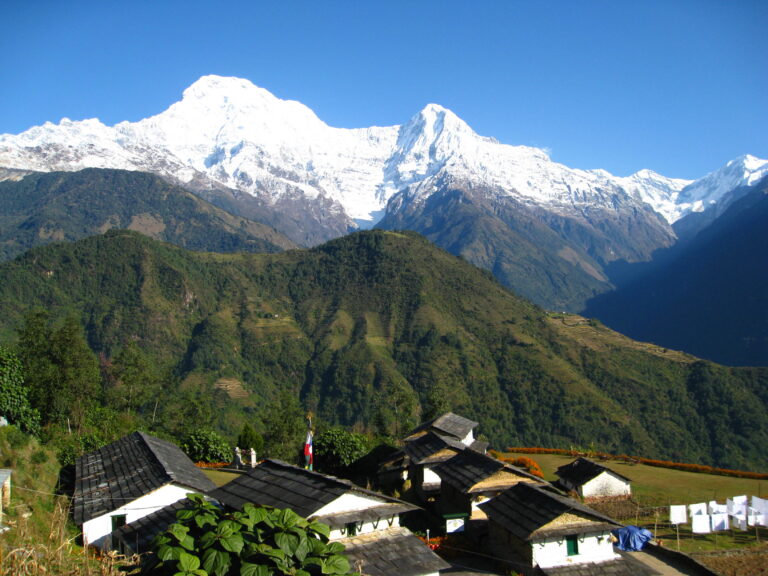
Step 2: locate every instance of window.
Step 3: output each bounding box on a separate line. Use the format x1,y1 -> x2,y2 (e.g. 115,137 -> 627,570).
565,535 -> 579,556
111,514 -> 127,531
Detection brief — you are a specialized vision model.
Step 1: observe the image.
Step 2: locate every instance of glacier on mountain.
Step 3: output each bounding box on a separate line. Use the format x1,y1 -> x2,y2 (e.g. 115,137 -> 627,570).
0,75 -> 765,229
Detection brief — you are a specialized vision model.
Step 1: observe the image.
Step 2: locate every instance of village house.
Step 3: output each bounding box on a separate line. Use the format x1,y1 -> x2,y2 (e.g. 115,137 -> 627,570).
433,448 -> 547,536
210,459 -> 419,539
114,460 -> 449,576
379,431 -> 466,500
479,482 -> 648,575
555,458 -> 632,502
72,431 -> 216,549
405,412 -> 487,452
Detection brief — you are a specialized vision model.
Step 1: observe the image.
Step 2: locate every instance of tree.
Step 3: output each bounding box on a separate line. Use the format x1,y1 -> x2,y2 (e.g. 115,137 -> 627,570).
262,391 -> 305,461
0,346 -> 40,435
16,311 -> 100,430
237,423 -> 264,454
182,429 -> 230,463
313,427 -> 369,474
152,494 -> 354,576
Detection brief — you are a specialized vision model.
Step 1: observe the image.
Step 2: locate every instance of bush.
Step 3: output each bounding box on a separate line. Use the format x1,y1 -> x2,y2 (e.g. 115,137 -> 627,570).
152,494 -> 354,576
182,429 -> 230,463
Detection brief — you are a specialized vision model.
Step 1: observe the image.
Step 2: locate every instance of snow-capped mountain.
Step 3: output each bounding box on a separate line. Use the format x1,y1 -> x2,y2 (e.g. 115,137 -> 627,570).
1,75 -> 765,310
3,74 -> 760,230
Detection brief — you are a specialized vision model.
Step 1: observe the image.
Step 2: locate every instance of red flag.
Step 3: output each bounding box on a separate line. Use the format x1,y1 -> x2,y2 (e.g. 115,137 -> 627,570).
304,430 -> 313,470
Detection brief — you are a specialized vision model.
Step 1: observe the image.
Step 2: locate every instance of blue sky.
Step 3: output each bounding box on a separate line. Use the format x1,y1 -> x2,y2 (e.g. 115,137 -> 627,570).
2,0 -> 766,180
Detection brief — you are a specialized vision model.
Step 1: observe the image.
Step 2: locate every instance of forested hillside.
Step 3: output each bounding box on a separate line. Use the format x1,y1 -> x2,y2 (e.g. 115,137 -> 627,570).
1,229 -> 767,471
0,168 -> 296,260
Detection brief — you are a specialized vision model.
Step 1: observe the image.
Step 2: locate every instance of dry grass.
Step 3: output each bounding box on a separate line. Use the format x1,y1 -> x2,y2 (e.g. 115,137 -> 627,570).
0,498 -> 139,576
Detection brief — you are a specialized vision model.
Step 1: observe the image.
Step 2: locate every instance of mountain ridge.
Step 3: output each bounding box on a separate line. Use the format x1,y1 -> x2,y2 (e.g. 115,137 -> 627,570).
2,74 -> 766,310
1,229 -> 767,470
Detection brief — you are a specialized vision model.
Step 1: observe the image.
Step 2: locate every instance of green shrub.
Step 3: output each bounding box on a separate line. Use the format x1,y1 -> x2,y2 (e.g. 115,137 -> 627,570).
152,494 -> 354,576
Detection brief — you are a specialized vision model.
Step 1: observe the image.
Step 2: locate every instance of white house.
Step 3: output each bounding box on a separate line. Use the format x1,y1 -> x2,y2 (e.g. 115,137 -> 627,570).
207,459 -> 450,576
72,431 -> 216,549
555,457 -> 632,501
480,483 -> 626,575
432,448 -> 546,536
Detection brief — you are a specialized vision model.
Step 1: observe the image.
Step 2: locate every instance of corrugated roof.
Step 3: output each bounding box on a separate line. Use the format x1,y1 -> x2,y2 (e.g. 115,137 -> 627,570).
479,483 -> 621,542
433,448 -> 545,494
209,459 -> 416,520
406,412 -> 478,441
72,432 -> 216,525
339,526 -> 451,576
556,458 -> 632,487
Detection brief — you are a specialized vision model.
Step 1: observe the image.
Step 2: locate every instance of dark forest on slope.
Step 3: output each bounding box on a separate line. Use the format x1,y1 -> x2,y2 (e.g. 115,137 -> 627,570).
1,229 -> 767,470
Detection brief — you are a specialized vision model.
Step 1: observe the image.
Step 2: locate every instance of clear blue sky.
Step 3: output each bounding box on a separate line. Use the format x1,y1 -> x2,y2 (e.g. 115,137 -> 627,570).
2,0 -> 766,180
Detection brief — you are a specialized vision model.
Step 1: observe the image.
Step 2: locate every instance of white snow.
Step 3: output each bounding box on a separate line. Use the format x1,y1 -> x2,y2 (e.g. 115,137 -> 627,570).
0,74 -> 765,227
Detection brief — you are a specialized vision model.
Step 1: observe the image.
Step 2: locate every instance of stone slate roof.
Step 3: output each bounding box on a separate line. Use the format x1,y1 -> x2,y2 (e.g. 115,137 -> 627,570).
72,432 -> 216,525
339,526 -> 450,576
314,503 -> 417,529
112,498 -> 194,554
479,483 -> 621,542
433,448 -> 544,494
210,459 -> 417,520
403,432 -> 465,465
406,412 -> 478,442
540,553 -> 658,576
555,458 -> 631,487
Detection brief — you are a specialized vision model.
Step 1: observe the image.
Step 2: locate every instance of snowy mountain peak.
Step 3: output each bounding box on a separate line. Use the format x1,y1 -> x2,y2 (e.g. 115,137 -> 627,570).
0,74 -> 763,233
675,154 -> 768,218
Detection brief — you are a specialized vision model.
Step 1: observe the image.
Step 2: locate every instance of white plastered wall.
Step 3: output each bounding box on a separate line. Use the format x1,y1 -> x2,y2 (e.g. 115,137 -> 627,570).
82,484 -> 195,549
532,531 -> 618,569
582,472 -> 631,499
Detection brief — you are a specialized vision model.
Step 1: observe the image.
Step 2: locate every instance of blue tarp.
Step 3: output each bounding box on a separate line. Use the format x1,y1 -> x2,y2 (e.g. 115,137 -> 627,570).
612,525 -> 653,551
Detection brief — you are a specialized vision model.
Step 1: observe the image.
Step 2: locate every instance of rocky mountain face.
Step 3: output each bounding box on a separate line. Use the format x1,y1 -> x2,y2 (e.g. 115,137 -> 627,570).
1,75 -> 766,309
584,175 -> 768,366
0,169 -> 296,261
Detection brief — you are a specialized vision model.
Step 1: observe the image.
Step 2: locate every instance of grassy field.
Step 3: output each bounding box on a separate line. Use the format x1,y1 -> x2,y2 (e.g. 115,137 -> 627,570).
507,451 -> 768,557
202,468 -> 242,486
507,451 -> 768,504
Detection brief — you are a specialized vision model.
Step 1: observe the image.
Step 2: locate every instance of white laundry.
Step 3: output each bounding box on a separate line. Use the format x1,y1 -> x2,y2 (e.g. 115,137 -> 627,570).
711,513 -> 729,531
708,500 -> 727,514
689,502 -> 707,516
732,515 -> 747,530
692,514 -> 711,533
727,497 -> 747,516
669,505 -> 687,525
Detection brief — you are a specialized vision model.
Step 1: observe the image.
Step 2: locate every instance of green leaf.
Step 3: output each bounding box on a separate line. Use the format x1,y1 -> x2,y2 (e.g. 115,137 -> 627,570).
308,521 -> 330,539
240,562 -> 271,576
291,531 -> 311,562
195,511 -> 218,529
321,554 -> 350,575
202,547 -> 232,576
178,551 -> 201,572
177,508 -> 197,521
179,533 -> 196,551
220,532 -> 245,554
326,542 -> 346,555
157,543 -> 184,562
274,531 -> 299,556
169,523 -> 190,542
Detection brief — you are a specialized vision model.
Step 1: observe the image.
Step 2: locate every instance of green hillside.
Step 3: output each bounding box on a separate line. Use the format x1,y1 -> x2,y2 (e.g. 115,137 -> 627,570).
1,229 -> 767,470
0,168 -> 296,260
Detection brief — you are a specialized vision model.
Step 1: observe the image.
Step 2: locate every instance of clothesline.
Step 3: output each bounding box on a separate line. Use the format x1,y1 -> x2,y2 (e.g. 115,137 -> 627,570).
669,495 -> 768,533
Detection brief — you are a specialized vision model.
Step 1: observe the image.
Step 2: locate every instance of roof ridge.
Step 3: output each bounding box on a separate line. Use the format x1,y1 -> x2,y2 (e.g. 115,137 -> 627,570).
135,431 -> 178,484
